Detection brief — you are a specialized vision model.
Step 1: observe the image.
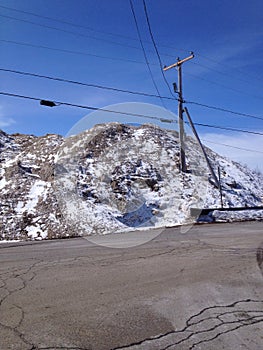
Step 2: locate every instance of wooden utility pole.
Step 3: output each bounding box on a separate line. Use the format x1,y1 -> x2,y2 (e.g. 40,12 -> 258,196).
164,53 -> 194,173
218,166 -> 224,208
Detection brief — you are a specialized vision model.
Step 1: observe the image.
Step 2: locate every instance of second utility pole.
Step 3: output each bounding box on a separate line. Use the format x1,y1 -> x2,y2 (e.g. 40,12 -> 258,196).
164,53 -> 194,173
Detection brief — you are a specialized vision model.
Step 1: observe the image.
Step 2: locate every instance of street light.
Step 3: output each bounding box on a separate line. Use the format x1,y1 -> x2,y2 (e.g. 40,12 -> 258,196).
40,99 -> 57,107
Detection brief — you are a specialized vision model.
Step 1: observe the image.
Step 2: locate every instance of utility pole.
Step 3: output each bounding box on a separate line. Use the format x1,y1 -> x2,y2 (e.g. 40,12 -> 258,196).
164,53 -> 194,173
218,166 -> 224,208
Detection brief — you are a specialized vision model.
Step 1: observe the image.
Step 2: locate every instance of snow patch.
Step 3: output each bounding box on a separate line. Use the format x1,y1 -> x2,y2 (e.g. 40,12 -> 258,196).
15,180 -> 50,214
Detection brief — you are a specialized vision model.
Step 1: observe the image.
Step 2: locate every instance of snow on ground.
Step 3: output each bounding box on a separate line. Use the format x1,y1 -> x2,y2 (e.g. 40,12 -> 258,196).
213,209 -> 263,222
15,180 -> 50,214
0,175 -> 8,190
25,224 -> 48,240
0,123 -> 262,241
0,240 -> 22,244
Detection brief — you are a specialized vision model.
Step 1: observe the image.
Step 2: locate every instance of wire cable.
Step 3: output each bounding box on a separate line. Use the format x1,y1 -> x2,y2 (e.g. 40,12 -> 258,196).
142,0 -> 175,97
189,60 -> 254,86
0,39 -> 148,65
2,7 -> 261,93
1,91 -> 263,137
1,4 -> 262,87
0,4 -> 190,54
196,52 -> 263,83
201,138 -> 263,154
0,67 -> 177,100
188,121 -> 263,136
2,37 -> 260,102
0,91 -> 177,123
185,100 -> 263,121
1,67 -> 263,121
129,0 -> 165,108
2,38 -> 261,103
0,4 -> 140,43
0,13 -> 142,51
185,70 -> 263,101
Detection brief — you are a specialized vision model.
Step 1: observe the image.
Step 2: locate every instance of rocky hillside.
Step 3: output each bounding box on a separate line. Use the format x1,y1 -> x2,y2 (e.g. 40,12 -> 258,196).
0,124 -> 262,241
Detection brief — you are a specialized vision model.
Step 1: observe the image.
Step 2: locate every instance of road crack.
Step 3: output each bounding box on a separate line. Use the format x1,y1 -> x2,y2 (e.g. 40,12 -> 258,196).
111,299 -> 263,350
0,258 -> 43,349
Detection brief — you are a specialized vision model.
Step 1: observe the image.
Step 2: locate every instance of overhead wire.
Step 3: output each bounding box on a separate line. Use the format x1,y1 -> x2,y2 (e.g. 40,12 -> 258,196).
1,5 -> 263,122
1,9 -> 262,97
0,4 -> 139,42
188,121 -> 263,136
196,52 -> 263,83
0,39 -> 150,65
129,0 -> 165,108
0,37 -> 181,68
2,36 -> 260,102
1,3 -> 262,164
142,0 -> 175,98
201,139 -> 263,154
0,4 -> 189,54
1,91 -> 263,137
1,67 -> 263,121
0,10 -> 193,70
0,67 -> 177,100
0,13 -> 142,51
2,37 -> 262,103
185,100 -> 263,121
189,60 -> 252,85
136,1 -> 263,106
0,14 -> 182,62
185,70 -> 263,101
0,91 -> 176,123
1,3 -> 262,88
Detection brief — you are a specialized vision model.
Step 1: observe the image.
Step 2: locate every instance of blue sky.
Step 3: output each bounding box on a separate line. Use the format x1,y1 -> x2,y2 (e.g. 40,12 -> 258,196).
0,0 -> 262,170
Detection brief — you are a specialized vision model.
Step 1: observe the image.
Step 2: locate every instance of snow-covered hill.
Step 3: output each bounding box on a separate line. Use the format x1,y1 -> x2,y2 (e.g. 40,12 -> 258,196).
0,123 -> 262,241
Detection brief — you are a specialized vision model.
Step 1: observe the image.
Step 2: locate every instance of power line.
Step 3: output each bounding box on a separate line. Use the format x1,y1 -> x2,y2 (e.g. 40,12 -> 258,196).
189,121 -> 263,136
0,39 -> 148,65
0,4 -> 140,43
0,9 -> 190,63
1,4 -> 262,88
1,9 -> 262,94
0,4 -> 190,54
185,100 -> 263,121
0,91 -> 176,123
2,38 -> 261,103
129,0 -> 165,108
142,0 -> 175,98
196,52 -> 263,83
189,60 -> 254,86
2,37 -> 260,103
165,52 -> 263,90
1,67 -> 263,122
0,67 -> 177,100
185,70 -> 263,101
1,91 -> 263,137
201,138 -> 263,154
0,13 -> 142,51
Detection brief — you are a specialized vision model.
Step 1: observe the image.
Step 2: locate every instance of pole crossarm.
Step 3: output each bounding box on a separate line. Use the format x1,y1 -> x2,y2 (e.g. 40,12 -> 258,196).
163,53 -> 194,71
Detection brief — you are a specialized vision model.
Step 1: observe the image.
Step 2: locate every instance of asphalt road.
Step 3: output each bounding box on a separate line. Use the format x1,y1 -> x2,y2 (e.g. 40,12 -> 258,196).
0,221 -> 263,350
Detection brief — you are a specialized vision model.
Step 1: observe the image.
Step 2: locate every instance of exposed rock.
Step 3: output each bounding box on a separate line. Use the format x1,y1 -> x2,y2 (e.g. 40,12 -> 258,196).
0,123 -> 262,240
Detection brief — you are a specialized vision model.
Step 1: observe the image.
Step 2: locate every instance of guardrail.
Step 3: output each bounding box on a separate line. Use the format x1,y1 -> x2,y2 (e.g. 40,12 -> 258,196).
191,206 -> 263,217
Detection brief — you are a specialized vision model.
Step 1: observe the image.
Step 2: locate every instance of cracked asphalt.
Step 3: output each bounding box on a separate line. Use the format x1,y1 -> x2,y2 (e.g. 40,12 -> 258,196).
0,221 -> 263,350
